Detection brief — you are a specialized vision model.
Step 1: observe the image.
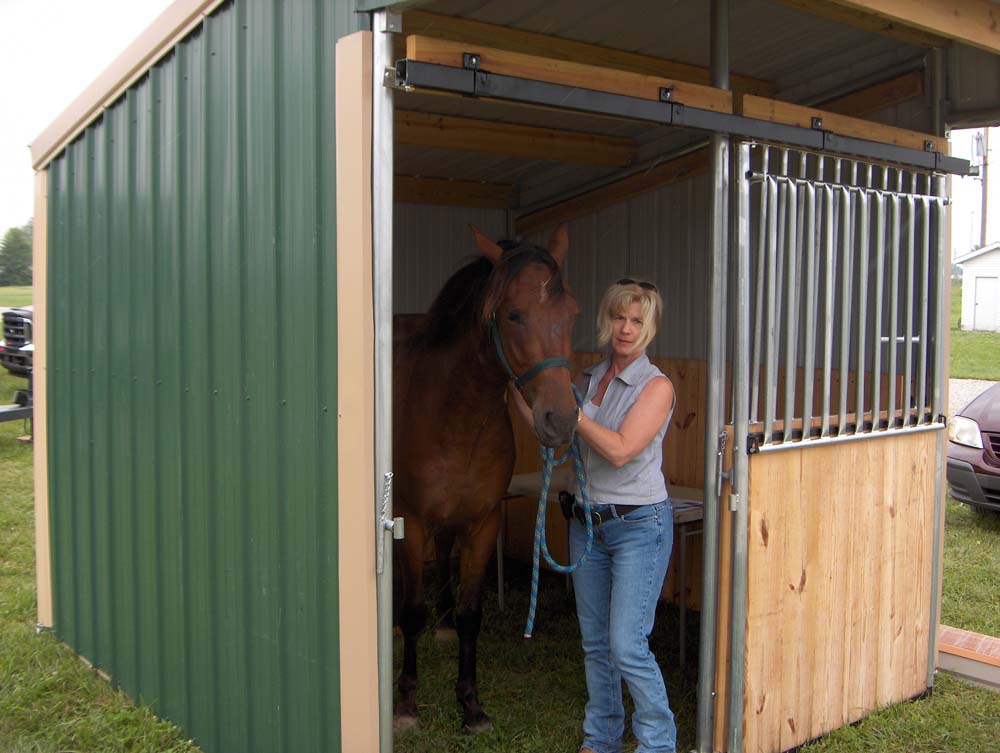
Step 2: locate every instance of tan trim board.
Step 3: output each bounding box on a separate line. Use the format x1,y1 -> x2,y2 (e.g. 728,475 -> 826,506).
335,30 -> 379,753
395,110 -> 636,167
400,10 -> 776,97
406,35 -> 734,115
30,0 -> 226,170
821,0 -> 1000,54
33,170 -> 52,629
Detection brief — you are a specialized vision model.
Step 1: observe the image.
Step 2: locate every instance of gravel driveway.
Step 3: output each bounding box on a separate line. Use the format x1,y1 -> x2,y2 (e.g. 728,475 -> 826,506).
950,378 -> 998,417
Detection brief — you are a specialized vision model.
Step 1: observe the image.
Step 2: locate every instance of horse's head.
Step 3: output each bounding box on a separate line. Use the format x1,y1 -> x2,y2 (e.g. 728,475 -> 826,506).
474,225 -> 580,447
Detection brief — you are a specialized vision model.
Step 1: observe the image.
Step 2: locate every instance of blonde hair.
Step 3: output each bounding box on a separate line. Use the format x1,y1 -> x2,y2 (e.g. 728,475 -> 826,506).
596,280 -> 662,354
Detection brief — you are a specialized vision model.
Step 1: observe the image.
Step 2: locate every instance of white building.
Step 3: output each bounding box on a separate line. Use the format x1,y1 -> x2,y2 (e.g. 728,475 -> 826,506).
956,241 -> 1000,331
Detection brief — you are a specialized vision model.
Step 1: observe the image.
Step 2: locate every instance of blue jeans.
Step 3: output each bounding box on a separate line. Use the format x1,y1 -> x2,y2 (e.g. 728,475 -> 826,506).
569,501 -> 675,753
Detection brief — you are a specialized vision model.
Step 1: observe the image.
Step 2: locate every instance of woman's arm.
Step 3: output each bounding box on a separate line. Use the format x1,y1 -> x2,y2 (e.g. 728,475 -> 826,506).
508,384 -> 535,431
576,376 -> 673,468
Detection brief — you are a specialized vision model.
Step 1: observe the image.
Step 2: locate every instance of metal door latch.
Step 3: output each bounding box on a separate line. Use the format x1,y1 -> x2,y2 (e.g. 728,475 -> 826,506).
715,430 -> 729,500
376,472 -> 403,575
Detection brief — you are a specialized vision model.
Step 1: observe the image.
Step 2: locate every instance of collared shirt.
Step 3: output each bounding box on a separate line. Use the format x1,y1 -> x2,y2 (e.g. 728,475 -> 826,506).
573,354 -> 672,507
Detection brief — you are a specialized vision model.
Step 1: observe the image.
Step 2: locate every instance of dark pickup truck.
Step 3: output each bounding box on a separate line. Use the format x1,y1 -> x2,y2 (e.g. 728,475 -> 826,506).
1,306 -> 32,377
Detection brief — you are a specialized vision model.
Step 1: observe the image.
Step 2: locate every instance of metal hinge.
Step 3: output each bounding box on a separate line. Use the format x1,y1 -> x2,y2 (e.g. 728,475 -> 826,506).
715,430 -> 729,500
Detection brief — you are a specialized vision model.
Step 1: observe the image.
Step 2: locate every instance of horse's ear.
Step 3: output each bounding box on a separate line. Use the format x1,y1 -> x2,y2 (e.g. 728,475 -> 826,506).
470,225 -> 504,265
547,223 -> 569,268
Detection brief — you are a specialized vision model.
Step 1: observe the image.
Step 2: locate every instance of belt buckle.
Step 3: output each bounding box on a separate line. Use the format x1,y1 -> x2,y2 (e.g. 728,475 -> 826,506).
575,505 -> 602,527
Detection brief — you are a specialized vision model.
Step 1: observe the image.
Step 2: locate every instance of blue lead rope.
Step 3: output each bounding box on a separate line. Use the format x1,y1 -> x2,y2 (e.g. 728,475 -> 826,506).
524,386 -> 594,638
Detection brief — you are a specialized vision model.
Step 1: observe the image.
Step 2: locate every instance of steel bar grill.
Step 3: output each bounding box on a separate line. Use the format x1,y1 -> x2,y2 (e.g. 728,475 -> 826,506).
745,144 -> 940,447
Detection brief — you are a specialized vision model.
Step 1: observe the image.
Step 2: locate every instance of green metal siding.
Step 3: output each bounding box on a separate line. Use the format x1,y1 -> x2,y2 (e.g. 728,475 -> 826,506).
46,2 -> 365,751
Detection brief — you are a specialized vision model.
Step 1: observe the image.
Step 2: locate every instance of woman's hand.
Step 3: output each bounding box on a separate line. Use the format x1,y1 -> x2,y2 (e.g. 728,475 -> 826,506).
576,376 -> 673,468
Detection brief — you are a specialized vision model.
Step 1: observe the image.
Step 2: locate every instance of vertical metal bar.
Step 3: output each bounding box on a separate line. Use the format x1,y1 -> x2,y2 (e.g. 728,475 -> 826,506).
763,177 -> 779,443
837,187 -> 853,434
782,180 -> 799,441
887,195 -> 901,428
917,196 -> 930,422
855,188 -> 870,431
872,193 -> 885,428
821,185 -> 835,437
372,12 -> 395,753
726,141 -> 752,753
750,147 -> 769,424
802,183 -> 818,437
903,195 -> 916,426
697,2 -> 729,748
927,173 -> 948,688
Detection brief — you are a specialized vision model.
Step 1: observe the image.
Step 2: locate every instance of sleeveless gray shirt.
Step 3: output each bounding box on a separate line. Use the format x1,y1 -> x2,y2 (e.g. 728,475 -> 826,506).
572,354 -> 673,507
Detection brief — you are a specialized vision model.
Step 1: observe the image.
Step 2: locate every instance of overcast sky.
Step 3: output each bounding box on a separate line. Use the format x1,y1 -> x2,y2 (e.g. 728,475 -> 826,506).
0,0 -> 173,236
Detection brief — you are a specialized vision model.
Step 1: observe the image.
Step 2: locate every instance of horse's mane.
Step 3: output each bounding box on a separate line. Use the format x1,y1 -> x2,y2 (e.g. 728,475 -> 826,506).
420,240 -> 566,348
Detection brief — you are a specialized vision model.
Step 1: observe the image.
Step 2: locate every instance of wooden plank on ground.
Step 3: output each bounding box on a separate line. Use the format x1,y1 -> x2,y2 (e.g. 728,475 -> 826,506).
515,148 -> 710,235
401,10 -> 776,97
406,36 -> 734,115
740,94 -> 948,154
395,110 -> 636,167
395,174 -> 518,209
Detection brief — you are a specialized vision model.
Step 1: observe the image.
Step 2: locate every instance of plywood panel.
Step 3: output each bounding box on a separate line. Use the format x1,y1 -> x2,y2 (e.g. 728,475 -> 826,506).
741,431 -> 936,753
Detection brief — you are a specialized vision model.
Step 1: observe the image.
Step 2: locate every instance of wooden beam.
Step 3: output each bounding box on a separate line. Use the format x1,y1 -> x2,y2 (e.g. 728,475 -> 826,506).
400,10 -> 775,97
515,148 -> 709,235
776,0 -> 951,48
740,94 -> 948,153
407,35 -> 734,115
395,110 -> 636,167
395,175 -> 518,209
817,70 -> 924,118
822,0 -> 1000,54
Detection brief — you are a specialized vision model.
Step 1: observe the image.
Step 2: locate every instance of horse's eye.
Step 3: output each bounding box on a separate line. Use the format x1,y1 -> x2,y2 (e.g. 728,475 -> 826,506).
507,311 -> 522,324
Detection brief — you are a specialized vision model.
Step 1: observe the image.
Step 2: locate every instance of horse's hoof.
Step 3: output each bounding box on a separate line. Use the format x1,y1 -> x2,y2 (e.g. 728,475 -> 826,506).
434,627 -> 458,643
462,714 -> 493,735
393,714 -> 420,733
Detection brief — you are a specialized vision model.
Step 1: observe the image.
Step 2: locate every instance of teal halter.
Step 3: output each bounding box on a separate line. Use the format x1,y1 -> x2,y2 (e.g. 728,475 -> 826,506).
489,318 -> 570,388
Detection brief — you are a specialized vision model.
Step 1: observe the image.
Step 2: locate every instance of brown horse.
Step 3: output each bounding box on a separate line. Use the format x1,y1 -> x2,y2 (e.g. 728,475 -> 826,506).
392,225 -> 579,734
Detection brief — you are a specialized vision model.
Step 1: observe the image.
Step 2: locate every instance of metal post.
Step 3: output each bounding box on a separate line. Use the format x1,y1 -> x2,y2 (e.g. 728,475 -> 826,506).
917,197 -> 930,422
697,0 -> 729,748
750,147 -> 769,424
837,186 -> 853,434
855,188 -> 870,430
903,195 -> 916,426
372,12 -> 395,753
927,176 -> 948,687
782,180 -> 800,440
887,196 -> 901,429
802,183 -> 817,435
726,141 -> 752,753
821,185 -> 835,437
872,193 -> 886,428
763,177 -> 778,443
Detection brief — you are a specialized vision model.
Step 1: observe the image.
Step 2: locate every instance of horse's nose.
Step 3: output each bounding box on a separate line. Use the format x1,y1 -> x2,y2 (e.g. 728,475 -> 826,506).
538,409 -> 576,448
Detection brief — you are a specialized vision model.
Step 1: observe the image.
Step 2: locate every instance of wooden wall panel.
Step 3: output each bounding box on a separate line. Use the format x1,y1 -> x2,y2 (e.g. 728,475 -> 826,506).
741,431 -> 936,753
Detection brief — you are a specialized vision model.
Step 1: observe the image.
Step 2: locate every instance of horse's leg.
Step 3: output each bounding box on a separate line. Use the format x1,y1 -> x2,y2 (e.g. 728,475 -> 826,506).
434,530 -> 458,641
455,508 -> 501,735
394,515 -> 427,732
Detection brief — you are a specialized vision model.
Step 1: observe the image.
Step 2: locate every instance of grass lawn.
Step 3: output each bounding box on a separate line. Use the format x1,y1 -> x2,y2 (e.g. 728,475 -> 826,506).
0,286 -> 32,309
950,280 -> 1000,381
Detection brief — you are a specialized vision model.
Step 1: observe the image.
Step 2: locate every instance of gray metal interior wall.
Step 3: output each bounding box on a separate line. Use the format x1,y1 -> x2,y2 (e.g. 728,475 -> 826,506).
44,2 -> 363,752
527,173 -> 713,360
393,203 -> 508,312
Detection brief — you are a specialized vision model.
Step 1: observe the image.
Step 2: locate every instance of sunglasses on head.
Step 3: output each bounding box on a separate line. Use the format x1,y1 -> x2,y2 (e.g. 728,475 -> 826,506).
617,278 -> 658,292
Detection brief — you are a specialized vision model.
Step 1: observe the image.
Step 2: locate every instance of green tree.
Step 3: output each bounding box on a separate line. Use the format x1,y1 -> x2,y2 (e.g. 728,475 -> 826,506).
0,220 -> 33,286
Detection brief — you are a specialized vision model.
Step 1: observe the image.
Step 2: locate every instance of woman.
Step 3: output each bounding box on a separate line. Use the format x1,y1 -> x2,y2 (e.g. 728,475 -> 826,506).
513,277 -> 676,753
